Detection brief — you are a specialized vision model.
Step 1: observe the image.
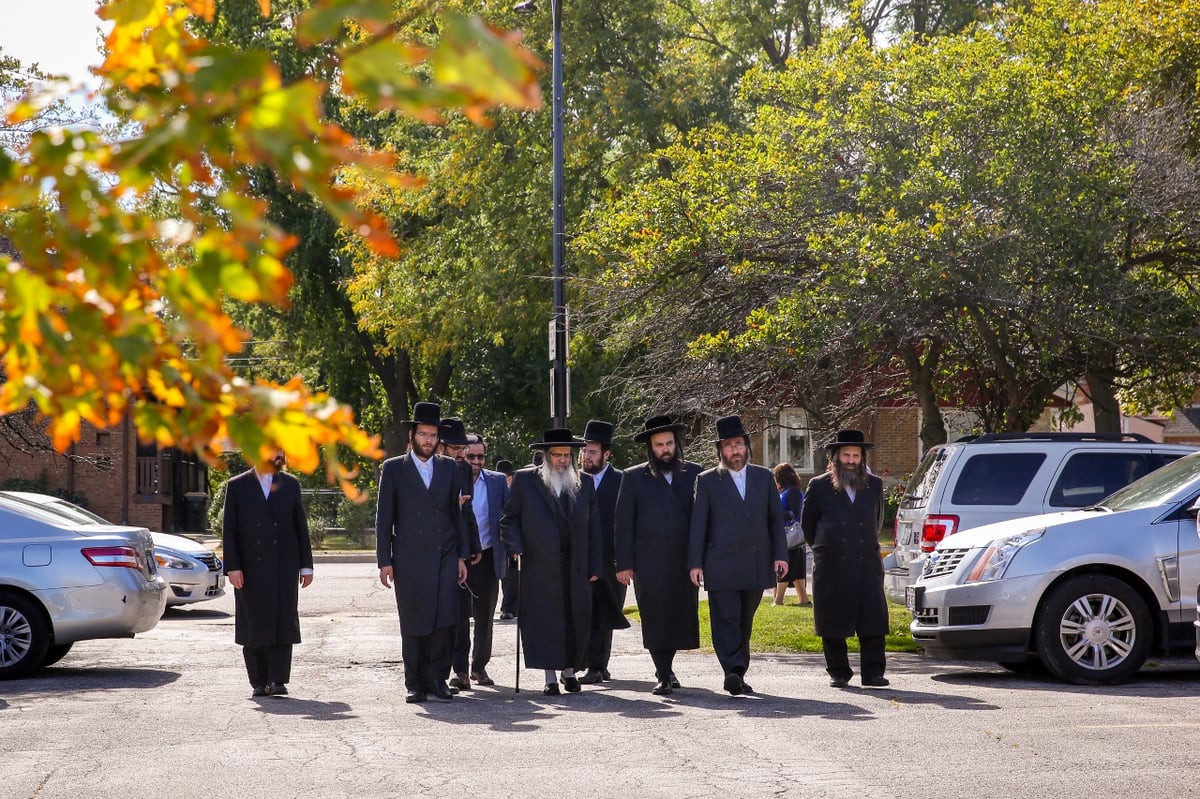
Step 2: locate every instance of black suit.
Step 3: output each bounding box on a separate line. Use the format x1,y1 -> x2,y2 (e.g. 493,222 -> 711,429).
221,468 -> 313,689
376,452 -> 470,692
585,464 -> 625,672
688,464 -> 786,680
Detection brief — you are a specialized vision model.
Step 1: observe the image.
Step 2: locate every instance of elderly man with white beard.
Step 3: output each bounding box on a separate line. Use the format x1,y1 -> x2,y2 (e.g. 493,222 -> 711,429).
499,429 -> 603,696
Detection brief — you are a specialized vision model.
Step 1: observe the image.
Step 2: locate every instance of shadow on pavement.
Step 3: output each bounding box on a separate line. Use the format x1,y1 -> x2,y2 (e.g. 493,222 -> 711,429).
252,695 -> 357,721
0,667 -> 180,695
161,607 -> 231,620
929,658 -> 1200,698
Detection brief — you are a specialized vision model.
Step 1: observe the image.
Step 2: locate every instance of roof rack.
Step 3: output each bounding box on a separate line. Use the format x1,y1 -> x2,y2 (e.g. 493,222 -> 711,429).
969,432 -> 1154,444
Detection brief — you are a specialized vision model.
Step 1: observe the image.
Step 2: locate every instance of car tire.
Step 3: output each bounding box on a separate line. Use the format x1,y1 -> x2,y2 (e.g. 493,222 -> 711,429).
40,642 -> 74,668
0,592 -> 51,679
1035,574 -> 1152,685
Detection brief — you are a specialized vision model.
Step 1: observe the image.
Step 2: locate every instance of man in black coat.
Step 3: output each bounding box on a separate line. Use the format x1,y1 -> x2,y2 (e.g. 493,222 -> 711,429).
499,428 -> 603,696
688,415 -> 788,696
577,419 -> 627,685
615,415 -> 702,696
376,402 -> 471,704
801,429 -> 890,688
222,449 -> 314,698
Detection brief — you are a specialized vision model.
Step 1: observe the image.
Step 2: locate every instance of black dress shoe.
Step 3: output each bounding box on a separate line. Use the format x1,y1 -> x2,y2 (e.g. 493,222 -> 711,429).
543,683 -> 561,696
741,682 -> 754,695
499,611 -> 515,620
405,690 -> 427,704
651,681 -> 672,696
577,668 -> 605,684
268,682 -> 288,696
829,676 -> 851,688
430,680 -> 455,700
668,673 -> 681,689
470,670 -> 494,686
723,673 -> 744,696
251,685 -> 269,697
862,675 -> 891,687
449,673 -> 471,690
561,675 -> 582,693
600,669 -> 611,681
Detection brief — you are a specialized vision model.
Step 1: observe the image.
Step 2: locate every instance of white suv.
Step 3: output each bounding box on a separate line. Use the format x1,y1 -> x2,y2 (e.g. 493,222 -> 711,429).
884,433 -> 1197,600
909,451 -> 1200,684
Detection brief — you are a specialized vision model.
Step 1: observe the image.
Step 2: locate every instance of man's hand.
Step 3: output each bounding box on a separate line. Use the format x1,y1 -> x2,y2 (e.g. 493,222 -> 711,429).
616,569 -> 634,586
379,565 -> 394,589
458,559 -> 468,583
774,560 -> 789,580
227,570 -> 244,590
588,574 -> 599,582
299,573 -> 314,588
689,568 -> 704,588
470,553 -> 482,565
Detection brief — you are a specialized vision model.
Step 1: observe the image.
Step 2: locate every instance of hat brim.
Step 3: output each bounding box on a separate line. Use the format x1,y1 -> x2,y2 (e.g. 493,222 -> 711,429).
530,439 -> 586,450
633,423 -> 687,443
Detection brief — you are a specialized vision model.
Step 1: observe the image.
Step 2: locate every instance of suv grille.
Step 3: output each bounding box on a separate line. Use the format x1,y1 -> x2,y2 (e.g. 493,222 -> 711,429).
923,547 -> 971,579
195,552 -> 222,572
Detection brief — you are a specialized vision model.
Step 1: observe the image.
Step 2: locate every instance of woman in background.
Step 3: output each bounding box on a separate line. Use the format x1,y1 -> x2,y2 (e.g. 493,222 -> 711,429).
772,462 -> 810,606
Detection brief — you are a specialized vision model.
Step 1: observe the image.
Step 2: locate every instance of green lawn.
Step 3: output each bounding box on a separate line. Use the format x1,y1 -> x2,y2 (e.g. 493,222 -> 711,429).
626,596 -> 920,654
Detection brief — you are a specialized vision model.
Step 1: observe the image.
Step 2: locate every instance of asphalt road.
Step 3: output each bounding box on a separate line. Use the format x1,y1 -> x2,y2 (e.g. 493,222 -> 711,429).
4,561 -> 1200,799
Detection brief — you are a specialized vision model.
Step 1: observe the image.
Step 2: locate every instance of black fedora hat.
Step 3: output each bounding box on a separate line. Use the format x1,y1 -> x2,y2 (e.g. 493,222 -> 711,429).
713,414 -> 750,442
582,420 -> 615,445
633,414 -> 688,443
403,401 -> 441,428
439,418 -> 469,446
530,428 -> 586,450
493,459 -> 514,475
824,429 -> 874,453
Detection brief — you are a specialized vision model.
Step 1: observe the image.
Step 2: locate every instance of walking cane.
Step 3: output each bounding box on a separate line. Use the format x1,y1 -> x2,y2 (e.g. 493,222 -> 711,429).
513,553 -> 522,693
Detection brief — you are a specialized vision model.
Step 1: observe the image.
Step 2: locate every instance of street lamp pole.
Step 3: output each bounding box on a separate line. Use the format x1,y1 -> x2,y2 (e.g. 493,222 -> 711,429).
519,0 -> 569,427
548,0 -> 568,427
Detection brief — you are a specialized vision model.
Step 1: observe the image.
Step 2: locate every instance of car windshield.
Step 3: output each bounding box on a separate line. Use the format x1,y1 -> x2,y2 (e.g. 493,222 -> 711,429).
1099,451 -> 1200,511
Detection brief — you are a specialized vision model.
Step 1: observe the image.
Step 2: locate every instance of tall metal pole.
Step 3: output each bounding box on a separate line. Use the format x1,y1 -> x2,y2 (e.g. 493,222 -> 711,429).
550,0 -> 568,428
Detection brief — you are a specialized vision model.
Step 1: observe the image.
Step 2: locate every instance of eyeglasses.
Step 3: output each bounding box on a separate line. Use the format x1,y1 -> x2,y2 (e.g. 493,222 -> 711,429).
465,454 -> 486,461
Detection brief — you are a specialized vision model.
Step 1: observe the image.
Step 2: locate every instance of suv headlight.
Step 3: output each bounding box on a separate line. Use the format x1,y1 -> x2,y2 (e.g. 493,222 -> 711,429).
964,529 -> 1044,583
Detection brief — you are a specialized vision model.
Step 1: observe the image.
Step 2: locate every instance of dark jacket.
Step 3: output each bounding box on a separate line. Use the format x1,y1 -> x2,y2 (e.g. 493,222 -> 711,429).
222,469 -> 313,647
688,464 -> 787,591
614,461 -> 702,650
590,465 -> 629,627
472,468 -> 511,580
801,472 -> 888,638
500,467 -> 603,669
375,453 -> 470,637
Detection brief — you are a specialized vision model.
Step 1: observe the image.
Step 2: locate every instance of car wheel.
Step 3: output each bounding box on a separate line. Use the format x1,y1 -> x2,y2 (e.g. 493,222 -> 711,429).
0,592 -> 51,679
40,642 -> 74,668
1035,575 -> 1152,685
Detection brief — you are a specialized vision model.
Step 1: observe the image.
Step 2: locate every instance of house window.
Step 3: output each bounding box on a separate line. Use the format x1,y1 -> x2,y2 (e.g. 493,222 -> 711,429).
764,408 -> 815,473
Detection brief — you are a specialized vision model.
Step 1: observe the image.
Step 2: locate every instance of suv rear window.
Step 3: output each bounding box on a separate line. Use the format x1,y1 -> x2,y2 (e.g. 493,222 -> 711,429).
949,452 -> 1047,506
900,446 -> 948,510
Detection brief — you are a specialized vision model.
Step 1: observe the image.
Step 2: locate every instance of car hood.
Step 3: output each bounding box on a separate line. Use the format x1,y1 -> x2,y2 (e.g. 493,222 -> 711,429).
934,508 -> 1126,550
151,532 -> 211,555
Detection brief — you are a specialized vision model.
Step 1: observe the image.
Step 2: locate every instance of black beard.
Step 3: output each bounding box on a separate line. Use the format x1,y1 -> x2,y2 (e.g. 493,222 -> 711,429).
651,452 -> 681,477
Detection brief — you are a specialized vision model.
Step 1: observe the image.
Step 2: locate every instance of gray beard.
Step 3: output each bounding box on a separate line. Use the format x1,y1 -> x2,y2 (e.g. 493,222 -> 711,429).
541,464 -> 580,498
838,468 -> 862,490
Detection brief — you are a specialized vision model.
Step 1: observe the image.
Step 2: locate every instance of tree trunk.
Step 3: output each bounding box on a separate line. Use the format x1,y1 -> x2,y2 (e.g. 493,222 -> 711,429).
428,350 -> 454,405
901,341 -> 947,451
1086,372 -> 1122,434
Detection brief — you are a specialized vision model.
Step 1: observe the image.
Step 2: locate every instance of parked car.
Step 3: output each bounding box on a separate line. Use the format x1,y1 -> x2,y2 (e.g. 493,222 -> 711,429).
1,491 -> 224,608
884,432 -> 1197,600
908,450 -> 1200,684
0,493 -> 166,679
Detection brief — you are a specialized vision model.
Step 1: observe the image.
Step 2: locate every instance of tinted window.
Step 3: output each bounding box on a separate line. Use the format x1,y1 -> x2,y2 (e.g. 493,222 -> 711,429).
949,452 -> 1047,506
1049,452 -> 1151,508
900,447 -> 948,510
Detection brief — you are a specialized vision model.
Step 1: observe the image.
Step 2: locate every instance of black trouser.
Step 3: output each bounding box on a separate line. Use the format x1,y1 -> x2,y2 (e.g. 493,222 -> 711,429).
821,635 -> 886,681
707,589 -> 760,677
649,648 -> 676,681
242,644 -> 293,687
402,626 -> 455,692
453,548 -> 499,675
499,556 -> 520,614
585,570 -> 627,671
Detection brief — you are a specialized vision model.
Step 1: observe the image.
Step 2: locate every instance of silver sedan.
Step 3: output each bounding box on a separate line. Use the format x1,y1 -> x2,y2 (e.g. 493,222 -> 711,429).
0,494 -> 166,679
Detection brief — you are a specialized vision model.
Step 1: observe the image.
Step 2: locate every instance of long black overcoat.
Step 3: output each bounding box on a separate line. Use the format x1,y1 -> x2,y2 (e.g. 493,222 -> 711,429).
688,464 -> 787,591
375,453 -> 470,637
500,467 -> 602,669
800,472 -> 888,638
613,461 -> 701,650
222,469 -> 313,647
591,465 -> 628,627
